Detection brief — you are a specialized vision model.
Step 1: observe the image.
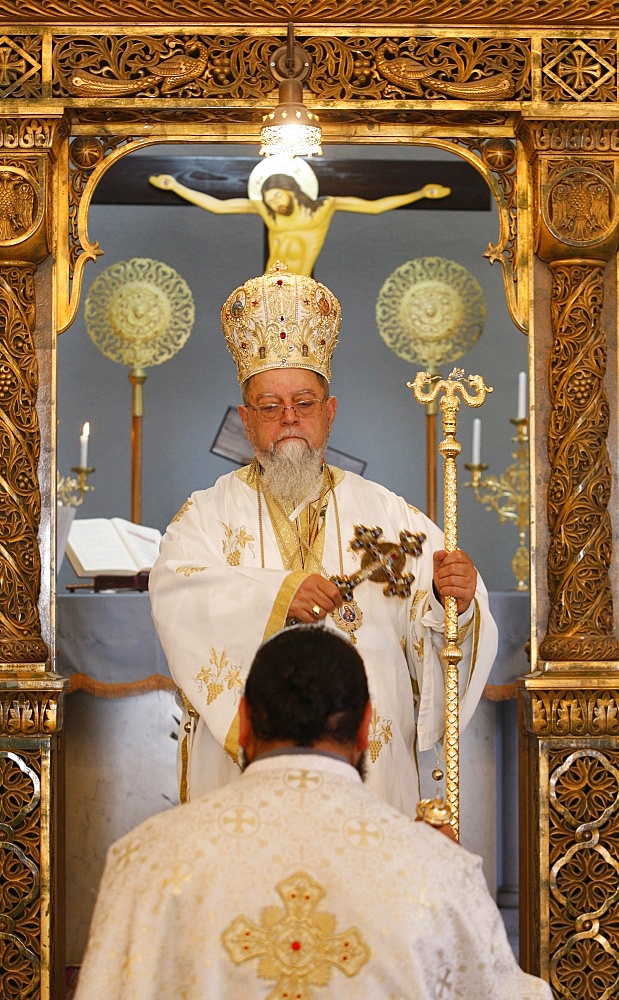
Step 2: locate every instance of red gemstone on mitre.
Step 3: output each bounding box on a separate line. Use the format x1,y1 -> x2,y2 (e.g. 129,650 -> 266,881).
280,332 -> 287,339
291,940 -> 301,951
277,279 -> 283,286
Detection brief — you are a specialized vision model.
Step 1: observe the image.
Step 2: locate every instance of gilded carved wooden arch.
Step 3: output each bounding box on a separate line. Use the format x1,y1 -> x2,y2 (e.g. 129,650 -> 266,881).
63,128 -> 525,335
2,4 -> 619,999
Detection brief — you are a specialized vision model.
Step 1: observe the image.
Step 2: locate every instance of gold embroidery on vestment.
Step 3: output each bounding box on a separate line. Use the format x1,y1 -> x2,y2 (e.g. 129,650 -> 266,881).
224,711 -> 241,768
368,706 -> 393,763
222,871 -> 370,994
175,564 -> 206,578
170,497 -> 192,523
464,597 -> 481,697
178,690 -> 200,803
196,647 -> 243,705
409,588 -> 428,621
219,520 -> 255,565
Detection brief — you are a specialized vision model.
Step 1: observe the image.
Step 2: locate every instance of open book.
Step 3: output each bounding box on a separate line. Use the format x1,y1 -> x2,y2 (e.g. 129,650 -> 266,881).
65,517 -> 162,578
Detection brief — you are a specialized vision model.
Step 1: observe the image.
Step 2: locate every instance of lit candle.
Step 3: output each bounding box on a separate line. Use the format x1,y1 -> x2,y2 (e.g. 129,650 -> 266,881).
472,418 -> 481,465
79,422 -> 90,468
518,371 -> 527,420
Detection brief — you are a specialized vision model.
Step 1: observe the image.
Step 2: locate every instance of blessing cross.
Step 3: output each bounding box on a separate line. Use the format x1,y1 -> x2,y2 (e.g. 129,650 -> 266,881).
409,367 -> 492,839
330,525 -> 426,602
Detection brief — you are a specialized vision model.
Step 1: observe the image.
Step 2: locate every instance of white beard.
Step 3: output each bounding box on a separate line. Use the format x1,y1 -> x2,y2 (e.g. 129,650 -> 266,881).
256,436 -> 324,507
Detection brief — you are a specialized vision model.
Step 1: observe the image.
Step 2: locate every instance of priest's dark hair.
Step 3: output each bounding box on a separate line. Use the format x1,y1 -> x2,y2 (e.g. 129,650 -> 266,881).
245,625 -> 369,747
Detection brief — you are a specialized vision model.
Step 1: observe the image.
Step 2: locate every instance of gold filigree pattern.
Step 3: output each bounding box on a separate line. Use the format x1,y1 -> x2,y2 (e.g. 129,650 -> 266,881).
195,646 -> 243,704
453,136 -> 523,330
67,134 -> 130,278
0,36 -> 42,100
222,870 -> 370,996
0,118 -> 59,150
374,37 -> 529,100
530,690 -> 619,737
0,750 -> 41,1000
0,168 -> 37,243
85,256 -> 195,367
529,121 -> 619,152
548,747 -> 619,999
0,263 -> 48,665
376,257 -> 486,368
51,32 -> 532,104
1,0 -> 617,24
0,692 -> 60,735
53,33 -> 277,100
539,261 -> 619,662
542,38 -> 618,103
545,160 -> 615,246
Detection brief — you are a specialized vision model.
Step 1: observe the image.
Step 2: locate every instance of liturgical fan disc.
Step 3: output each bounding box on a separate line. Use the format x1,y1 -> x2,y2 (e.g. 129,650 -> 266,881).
375,256 -> 486,370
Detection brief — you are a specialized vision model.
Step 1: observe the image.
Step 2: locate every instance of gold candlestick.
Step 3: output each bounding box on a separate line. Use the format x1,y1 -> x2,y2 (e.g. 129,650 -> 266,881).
464,417 -> 529,591
409,367 -> 493,839
56,466 -> 95,507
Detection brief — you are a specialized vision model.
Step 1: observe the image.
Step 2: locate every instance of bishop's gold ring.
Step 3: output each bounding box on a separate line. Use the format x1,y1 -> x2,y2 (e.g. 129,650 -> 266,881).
311,604 -> 321,618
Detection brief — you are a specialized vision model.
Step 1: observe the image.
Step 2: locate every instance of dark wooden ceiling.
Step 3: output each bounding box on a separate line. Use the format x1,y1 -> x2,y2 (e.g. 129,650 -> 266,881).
93,155 -> 491,211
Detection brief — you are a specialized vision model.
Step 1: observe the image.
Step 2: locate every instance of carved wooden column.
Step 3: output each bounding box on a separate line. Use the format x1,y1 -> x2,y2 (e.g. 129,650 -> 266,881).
519,120 -> 619,997
0,117 -> 67,1000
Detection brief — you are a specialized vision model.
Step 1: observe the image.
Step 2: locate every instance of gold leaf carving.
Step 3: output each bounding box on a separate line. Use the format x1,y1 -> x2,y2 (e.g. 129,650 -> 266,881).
545,167 -> 615,246
0,692 -> 59,735
0,118 -> 57,150
0,169 -> 36,242
531,691 -> 619,736
0,750 -> 41,998
52,32 -> 532,104
542,38 -> 618,103
374,37 -> 528,100
528,121 -> 619,153
0,35 -> 42,99
0,264 -> 48,666
0,0 -> 617,25
539,261 -> 619,662
548,747 -> 619,998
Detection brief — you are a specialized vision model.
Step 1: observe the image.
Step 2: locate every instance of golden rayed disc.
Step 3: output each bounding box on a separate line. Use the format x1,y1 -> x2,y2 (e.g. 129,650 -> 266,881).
375,256 -> 486,369
85,257 -> 195,368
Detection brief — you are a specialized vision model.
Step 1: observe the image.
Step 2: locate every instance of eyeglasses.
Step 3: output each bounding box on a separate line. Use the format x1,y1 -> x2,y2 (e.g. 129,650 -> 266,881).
246,397 -> 328,422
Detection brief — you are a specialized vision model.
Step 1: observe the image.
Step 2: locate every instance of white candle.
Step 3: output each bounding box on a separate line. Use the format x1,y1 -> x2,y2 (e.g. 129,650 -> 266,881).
518,370 -> 527,420
472,418 -> 481,465
79,421 -> 90,468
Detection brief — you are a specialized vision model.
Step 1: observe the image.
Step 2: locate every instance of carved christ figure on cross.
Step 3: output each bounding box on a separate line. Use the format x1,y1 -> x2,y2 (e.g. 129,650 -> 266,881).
149,155 -> 451,276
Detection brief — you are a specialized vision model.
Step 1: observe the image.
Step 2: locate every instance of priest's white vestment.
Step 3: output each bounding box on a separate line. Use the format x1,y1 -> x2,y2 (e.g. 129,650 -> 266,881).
75,753 -> 552,1000
149,466 -> 498,814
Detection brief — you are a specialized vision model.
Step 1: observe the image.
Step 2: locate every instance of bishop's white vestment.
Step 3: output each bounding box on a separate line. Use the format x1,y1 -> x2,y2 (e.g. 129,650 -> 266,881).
149,466 -> 498,815
75,753 -> 552,1000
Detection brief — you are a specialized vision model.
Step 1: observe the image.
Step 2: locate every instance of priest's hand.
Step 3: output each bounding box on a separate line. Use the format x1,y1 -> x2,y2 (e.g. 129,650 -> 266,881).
289,574 -> 343,623
432,549 -> 477,614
